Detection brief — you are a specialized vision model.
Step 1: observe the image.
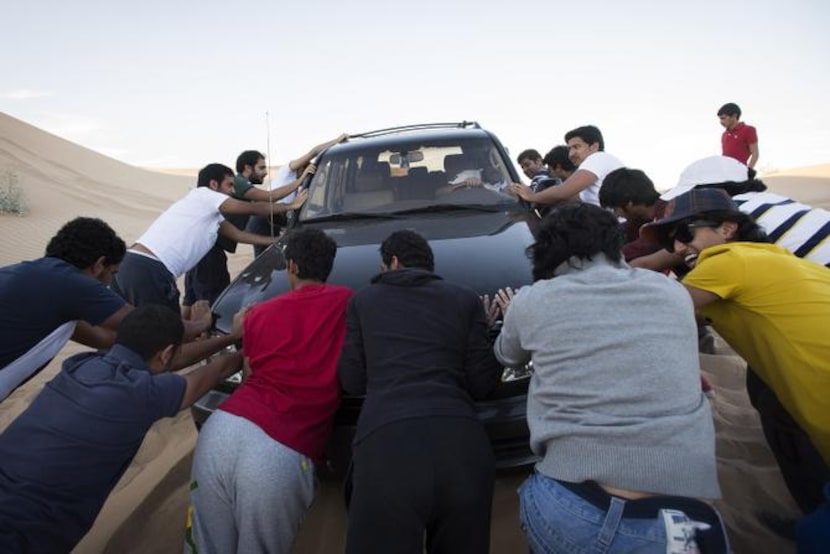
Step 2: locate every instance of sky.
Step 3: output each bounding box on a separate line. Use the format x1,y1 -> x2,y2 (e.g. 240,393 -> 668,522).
2,0 -> 829,189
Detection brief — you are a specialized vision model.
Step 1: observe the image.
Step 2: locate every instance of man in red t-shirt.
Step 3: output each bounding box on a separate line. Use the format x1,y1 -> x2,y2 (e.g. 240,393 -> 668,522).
718,102 -> 759,169
187,228 -> 352,554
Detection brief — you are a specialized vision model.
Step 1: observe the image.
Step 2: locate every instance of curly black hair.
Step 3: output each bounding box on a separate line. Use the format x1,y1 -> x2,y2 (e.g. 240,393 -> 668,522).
283,228 -> 338,282
527,203 -> 624,281
44,217 -> 126,269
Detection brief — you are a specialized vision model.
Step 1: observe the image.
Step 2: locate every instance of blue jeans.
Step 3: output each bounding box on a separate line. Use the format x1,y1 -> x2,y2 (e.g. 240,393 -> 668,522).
519,472 -> 730,553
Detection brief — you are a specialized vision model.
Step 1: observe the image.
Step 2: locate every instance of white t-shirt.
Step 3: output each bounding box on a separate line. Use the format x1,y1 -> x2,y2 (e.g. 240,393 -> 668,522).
137,187 -> 228,277
268,165 -> 299,203
577,151 -> 624,206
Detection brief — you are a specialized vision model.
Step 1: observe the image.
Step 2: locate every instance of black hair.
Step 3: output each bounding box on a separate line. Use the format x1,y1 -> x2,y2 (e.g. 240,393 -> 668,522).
717,103 -> 741,118
517,149 -> 542,164
115,305 -> 184,360
197,163 -> 234,188
45,217 -> 126,269
380,230 -> 434,271
236,150 -> 265,174
542,145 -> 576,172
564,125 -> 604,151
659,210 -> 770,252
697,179 -> 767,197
527,203 -> 624,281
698,210 -> 769,243
599,168 -> 660,208
283,228 -> 338,282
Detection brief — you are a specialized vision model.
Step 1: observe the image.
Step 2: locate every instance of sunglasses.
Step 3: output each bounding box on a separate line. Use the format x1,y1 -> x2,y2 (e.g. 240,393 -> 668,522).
664,219 -> 719,252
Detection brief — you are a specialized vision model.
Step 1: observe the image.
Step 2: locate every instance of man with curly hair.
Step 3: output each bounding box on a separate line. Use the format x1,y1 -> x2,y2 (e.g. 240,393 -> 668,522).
0,217 -> 131,400
496,203 -> 728,552
0,217 -> 246,402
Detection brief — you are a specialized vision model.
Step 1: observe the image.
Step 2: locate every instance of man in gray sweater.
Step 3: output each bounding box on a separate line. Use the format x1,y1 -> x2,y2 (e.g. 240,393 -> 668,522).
494,203 -> 729,553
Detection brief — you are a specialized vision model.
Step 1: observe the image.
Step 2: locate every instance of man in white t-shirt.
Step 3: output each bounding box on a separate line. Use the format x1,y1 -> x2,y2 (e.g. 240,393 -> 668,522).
112,163 -> 308,313
246,133 -> 348,255
509,125 -> 623,207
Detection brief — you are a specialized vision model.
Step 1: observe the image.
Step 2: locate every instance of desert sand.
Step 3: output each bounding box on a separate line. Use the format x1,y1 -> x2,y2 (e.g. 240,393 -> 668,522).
2,111 -> 828,552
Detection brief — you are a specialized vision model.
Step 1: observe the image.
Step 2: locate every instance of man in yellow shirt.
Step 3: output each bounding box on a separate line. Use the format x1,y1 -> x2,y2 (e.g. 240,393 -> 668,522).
643,188 -> 830,516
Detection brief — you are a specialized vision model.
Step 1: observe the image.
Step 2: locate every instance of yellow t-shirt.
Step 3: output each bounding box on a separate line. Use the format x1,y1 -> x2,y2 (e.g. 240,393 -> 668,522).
683,242 -> 830,463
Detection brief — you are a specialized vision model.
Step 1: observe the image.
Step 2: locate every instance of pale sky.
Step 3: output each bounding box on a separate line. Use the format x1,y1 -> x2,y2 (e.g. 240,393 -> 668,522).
2,0 -> 829,189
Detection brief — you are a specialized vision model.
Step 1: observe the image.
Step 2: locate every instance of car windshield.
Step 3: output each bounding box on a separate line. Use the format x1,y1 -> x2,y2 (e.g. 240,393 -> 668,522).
300,137 -> 519,221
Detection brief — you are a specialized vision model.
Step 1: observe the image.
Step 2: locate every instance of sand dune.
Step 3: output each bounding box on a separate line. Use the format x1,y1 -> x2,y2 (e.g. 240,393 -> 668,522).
2,111 -> 828,552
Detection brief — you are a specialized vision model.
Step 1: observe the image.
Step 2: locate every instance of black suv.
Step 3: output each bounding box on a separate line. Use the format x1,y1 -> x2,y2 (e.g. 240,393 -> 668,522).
192,122 -> 539,475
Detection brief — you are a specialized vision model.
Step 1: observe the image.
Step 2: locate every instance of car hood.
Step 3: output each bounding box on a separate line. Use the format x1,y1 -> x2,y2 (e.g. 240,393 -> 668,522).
212,209 -> 537,334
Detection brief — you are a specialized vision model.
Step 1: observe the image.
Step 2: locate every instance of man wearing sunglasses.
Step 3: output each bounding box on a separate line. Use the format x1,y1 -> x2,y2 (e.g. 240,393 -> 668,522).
662,156 -> 829,268
642,188 -> 830,523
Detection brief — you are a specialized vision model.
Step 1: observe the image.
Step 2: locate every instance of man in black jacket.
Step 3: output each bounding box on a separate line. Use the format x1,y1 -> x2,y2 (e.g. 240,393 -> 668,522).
338,230 -> 502,554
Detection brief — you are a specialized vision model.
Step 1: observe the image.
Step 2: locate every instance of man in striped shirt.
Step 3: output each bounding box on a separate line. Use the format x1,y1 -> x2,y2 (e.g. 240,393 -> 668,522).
661,156 -> 829,268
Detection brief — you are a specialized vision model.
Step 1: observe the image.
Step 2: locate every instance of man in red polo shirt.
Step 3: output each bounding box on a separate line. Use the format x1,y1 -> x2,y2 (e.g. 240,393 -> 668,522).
718,102 -> 759,169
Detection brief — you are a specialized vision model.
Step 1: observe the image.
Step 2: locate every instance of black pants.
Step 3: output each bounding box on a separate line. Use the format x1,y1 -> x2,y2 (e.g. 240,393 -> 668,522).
182,244 -> 229,307
112,252 -> 179,313
346,417 -> 495,554
746,368 -> 830,514
245,214 -> 285,257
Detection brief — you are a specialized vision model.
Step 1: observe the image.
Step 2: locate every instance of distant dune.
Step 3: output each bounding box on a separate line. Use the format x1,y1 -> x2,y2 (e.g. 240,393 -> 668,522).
1,111 -> 823,553
0,112 -> 193,266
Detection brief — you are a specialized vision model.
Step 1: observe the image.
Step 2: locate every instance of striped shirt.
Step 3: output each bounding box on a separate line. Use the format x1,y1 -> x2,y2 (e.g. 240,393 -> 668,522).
733,192 -> 830,267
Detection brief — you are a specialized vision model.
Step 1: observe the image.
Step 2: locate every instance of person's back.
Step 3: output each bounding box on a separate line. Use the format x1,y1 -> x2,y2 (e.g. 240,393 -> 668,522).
188,229 -> 351,554
495,204 -> 726,553
497,242 -> 717,496
0,217 -> 128,401
0,347 -> 184,551
0,258 -> 121,370
0,305 -> 241,553
343,268 -> 496,438
338,230 -> 501,554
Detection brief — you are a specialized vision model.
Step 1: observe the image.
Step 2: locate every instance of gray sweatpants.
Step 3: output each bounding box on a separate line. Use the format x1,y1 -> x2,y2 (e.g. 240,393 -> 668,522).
186,410 -> 315,554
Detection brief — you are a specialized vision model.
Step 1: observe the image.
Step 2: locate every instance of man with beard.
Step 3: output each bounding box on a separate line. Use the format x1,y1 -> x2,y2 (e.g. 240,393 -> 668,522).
182,151 -> 304,316
114,163 -> 307,315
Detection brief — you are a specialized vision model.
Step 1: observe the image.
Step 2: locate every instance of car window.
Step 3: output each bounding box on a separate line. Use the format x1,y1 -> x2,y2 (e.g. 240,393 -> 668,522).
301,137 -> 519,220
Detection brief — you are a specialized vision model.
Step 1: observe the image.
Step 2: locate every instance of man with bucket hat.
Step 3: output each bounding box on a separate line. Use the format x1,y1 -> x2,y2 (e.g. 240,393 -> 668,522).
642,188 -> 830,517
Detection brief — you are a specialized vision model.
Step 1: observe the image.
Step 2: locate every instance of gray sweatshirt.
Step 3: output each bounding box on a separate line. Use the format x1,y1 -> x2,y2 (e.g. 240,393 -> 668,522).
495,254 -> 720,499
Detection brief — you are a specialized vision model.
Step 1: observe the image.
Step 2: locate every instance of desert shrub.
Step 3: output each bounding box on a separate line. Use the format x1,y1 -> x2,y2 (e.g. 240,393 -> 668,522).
0,169 -> 27,215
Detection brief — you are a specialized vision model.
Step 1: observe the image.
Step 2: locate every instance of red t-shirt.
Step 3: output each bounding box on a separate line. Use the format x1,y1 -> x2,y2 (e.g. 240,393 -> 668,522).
219,283 -> 353,461
721,122 -> 758,165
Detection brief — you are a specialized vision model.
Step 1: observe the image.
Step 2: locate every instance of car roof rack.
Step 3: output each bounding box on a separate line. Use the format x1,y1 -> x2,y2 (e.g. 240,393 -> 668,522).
350,121 -> 481,139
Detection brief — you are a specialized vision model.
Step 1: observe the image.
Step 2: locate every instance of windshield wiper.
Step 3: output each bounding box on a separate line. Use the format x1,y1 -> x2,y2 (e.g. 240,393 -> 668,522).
301,212 -> 401,223
391,204 -> 503,215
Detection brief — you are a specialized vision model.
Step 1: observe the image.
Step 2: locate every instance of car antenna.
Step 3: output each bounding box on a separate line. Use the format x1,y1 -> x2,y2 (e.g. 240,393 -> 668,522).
265,110 -> 276,246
